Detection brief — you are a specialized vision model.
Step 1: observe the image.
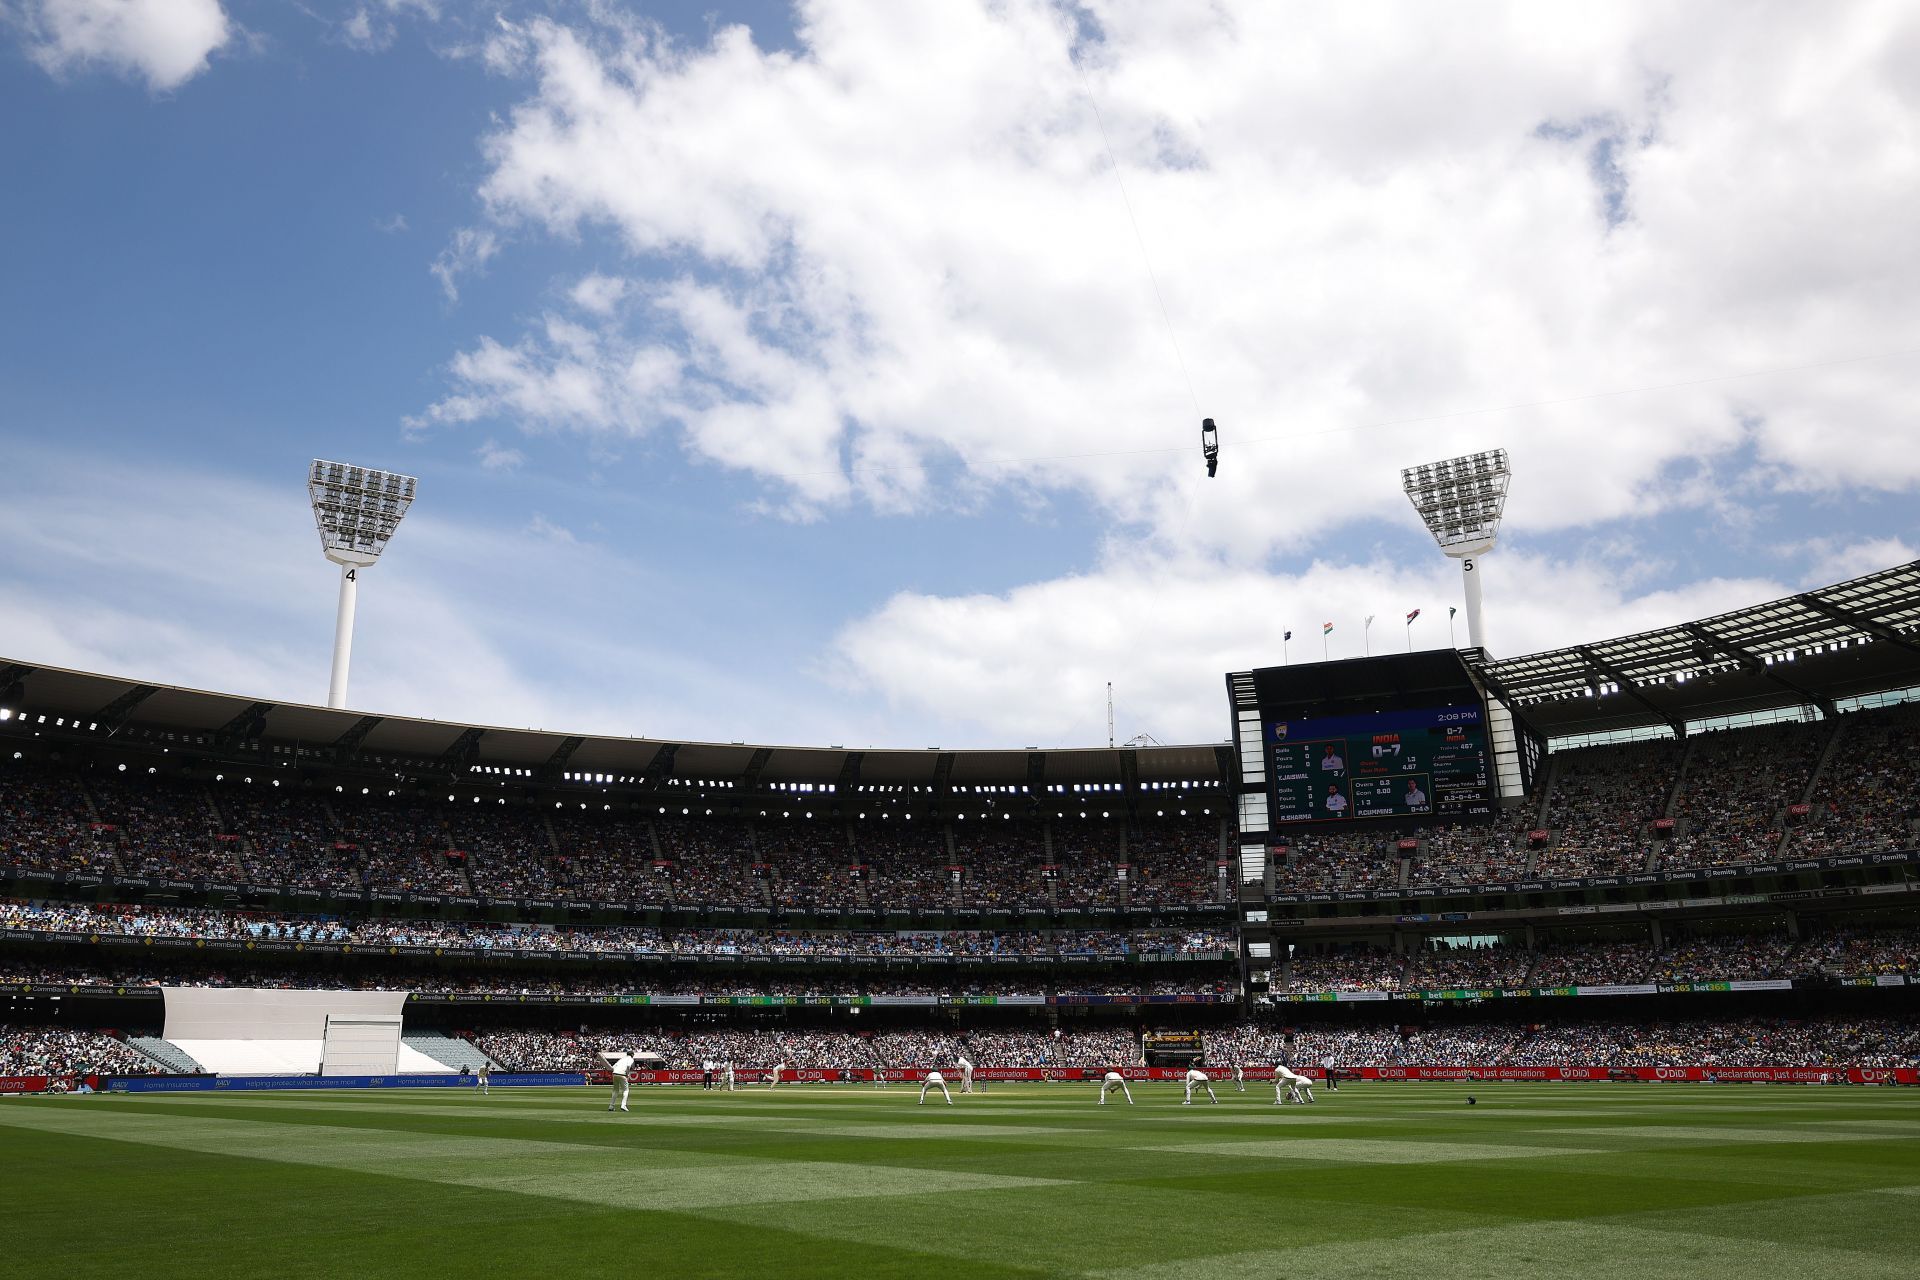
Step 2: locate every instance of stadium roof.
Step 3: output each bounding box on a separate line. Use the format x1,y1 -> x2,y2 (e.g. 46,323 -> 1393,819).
1470,560 -> 1920,738
0,658 -> 1230,794
2,561 -> 1916,791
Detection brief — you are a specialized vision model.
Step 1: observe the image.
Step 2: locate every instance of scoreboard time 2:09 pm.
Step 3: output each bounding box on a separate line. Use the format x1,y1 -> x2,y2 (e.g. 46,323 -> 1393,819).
1266,705 -> 1493,824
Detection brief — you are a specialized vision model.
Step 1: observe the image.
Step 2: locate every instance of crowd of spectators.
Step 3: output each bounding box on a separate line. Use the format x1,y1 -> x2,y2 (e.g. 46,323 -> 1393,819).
89,772 -> 239,882
1050,821 -> 1125,907
1663,720 -> 1824,871
545,809 -> 665,904
1646,930 -> 1797,982
1795,926 -> 1920,979
1404,940 -> 1535,989
0,898 -> 1233,959
1791,704 -> 1920,859
853,826 -> 954,911
473,1025 -> 1145,1072
0,951 -> 1240,998
0,763 -> 120,877
1125,814 -> 1225,906
227,791 -> 355,892
470,1017 -> 1920,1072
1410,821 -> 1533,887
8,1013 -> 1915,1078
0,1022 -> 158,1077
1275,832 -> 1402,894
950,824 -> 1050,908
1280,923 -> 1919,992
1208,1017 -> 1920,1069
1285,943 -> 1405,991
1530,741 -> 1677,878
4,709 -> 1913,909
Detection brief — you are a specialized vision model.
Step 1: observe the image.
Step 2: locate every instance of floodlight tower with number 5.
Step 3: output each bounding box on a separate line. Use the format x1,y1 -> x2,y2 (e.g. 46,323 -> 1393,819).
1400,449 -> 1510,652
308,460 -> 417,709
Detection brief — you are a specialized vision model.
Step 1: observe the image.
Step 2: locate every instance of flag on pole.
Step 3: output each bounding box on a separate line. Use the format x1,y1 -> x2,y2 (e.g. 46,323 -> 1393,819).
1365,615 -> 1375,626
1322,622 -> 1334,635
1406,609 -> 1421,624
1283,630 -> 1293,641
1449,606 -> 1457,619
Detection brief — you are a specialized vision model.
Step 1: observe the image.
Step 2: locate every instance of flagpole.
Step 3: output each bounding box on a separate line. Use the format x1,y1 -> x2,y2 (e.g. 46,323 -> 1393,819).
1323,631 -> 1329,662
1364,616 -> 1374,657
1407,622 -> 1413,653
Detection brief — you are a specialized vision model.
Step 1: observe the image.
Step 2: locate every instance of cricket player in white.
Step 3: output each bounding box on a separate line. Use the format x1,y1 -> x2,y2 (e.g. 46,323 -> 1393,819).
1183,1067 -> 1219,1105
724,1060 -> 736,1091
919,1069 -> 954,1105
1098,1070 -> 1134,1105
477,1062 -> 490,1097
1233,1063 -> 1246,1093
601,1051 -> 634,1112
768,1061 -> 787,1089
957,1055 -> 975,1094
1273,1065 -> 1314,1105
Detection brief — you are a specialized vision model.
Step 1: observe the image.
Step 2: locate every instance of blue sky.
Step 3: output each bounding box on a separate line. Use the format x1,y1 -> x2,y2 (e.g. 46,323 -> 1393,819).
0,1 -> 1915,748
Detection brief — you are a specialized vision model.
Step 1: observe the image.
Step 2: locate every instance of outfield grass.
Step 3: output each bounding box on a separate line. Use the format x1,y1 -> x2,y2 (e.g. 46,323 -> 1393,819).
3,1081 -> 1918,1278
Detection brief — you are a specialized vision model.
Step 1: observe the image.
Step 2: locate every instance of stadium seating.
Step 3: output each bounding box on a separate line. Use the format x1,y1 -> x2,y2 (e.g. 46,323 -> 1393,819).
9,703 -> 1907,906
401,1032 -> 495,1073
127,1036 -> 204,1074
1277,922 -> 1918,992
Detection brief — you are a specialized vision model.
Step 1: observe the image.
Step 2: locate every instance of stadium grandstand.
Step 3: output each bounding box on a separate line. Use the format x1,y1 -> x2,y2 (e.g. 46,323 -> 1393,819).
2,562 -> 1917,1087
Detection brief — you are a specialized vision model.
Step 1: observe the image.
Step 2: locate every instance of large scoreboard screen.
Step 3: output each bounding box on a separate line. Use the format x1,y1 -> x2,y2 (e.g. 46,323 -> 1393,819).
1268,704 -> 1492,825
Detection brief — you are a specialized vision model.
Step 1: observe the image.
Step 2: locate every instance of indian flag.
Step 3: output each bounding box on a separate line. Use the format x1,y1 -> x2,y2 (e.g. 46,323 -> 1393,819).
1322,622 -> 1334,635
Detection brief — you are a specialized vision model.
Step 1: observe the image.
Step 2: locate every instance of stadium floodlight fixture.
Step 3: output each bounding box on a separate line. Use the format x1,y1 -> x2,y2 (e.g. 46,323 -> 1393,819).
308,459 -> 417,709
1401,448 -> 1510,652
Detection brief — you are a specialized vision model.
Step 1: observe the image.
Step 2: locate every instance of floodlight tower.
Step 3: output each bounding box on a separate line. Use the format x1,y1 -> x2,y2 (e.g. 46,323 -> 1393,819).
308,460 -> 417,709
1400,449 -> 1511,652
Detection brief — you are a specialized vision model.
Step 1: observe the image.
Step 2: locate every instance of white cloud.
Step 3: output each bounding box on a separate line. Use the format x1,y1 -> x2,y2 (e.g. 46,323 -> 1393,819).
569,272 -> 628,315
0,445 -> 875,743
418,1 -> 1920,558
341,8 -> 385,53
475,438 -> 524,470
337,0 -> 446,54
20,0 -> 230,90
429,226 -> 499,302
827,545 -> 1789,745
397,2 -> 1920,743
524,513 -> 576,544
1798,535 -> 1918,588
373,212 -> 409,234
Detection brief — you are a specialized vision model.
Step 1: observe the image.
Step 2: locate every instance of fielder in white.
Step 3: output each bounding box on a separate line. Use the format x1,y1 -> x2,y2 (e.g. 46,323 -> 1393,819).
768,1061 -> 787,1089
919,1069 -> 954,1105
1273,1065 -> 1315,1105
1183,1067 -> 1220,1105
477,1062 -> 490,1097
601,1051 -> 634,1112
1233,1063 -> 1246,1093
724,1060 -> 736,1092
1098,1070 -> 1135,1105
957,1055 -> 975,1094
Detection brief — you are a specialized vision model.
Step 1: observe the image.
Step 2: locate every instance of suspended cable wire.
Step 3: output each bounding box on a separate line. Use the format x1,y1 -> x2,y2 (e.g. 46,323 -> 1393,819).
774,344 -> 1920,481
1070,50 -> 1204,421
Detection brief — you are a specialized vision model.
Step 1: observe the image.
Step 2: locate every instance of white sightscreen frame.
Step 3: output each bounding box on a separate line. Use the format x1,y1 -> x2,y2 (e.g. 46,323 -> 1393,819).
322,1014 -> 403,1076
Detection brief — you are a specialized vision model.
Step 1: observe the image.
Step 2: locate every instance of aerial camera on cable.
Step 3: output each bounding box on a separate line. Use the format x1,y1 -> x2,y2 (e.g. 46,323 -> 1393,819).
1200,418 -> 1220,477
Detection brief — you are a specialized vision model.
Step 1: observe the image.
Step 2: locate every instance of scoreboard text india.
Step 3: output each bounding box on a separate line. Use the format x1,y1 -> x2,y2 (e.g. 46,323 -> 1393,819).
1267,705 -> 1492,824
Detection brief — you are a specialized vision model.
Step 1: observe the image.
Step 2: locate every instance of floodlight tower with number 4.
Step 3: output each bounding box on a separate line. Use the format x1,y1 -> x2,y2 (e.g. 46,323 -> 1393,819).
308,460 -> 417,709
1400,449 -> 1510,652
